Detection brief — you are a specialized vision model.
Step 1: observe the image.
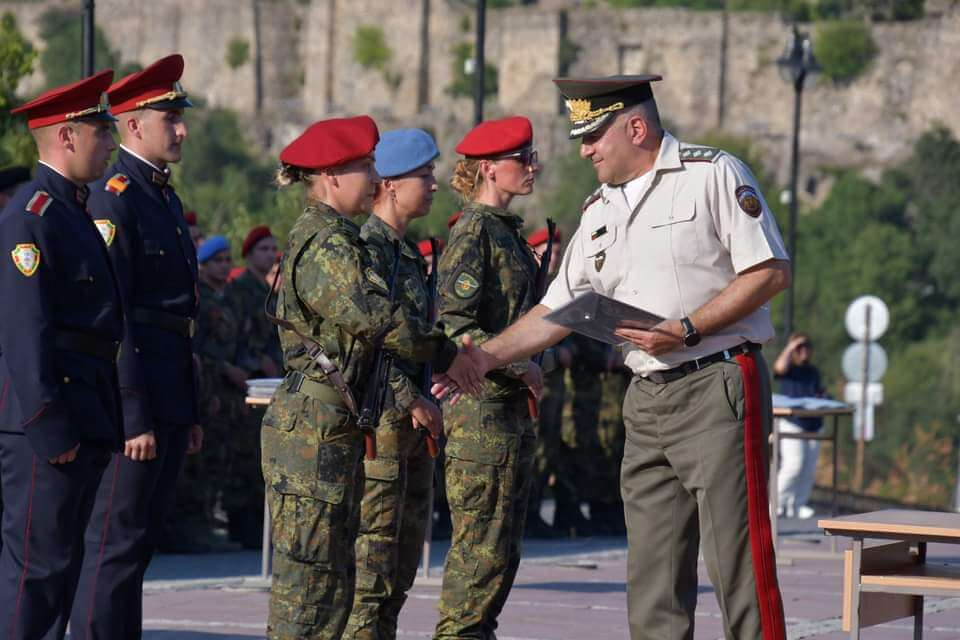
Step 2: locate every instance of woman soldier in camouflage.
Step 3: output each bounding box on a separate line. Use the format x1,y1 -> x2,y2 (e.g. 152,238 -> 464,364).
434,116 -> 544,639
260,116 -> 478,640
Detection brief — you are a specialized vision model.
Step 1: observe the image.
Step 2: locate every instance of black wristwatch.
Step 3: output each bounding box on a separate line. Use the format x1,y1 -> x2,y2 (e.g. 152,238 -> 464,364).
681,317 -> 701,348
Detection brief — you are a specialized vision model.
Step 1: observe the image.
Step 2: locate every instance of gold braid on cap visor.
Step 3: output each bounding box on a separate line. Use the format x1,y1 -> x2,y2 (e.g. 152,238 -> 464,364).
565,99 -> 625,123
136,81 -> 188,108
65,92 -> 111,120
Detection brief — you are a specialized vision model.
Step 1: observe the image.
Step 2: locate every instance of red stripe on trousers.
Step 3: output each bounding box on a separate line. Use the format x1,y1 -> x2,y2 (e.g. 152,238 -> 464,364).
736,353 -> 785,640
9,456 -> 38,640
85,453 -> 122,632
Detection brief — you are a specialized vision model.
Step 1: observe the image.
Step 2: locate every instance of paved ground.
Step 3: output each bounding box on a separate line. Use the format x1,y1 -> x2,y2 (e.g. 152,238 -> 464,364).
127,516 -> 960,640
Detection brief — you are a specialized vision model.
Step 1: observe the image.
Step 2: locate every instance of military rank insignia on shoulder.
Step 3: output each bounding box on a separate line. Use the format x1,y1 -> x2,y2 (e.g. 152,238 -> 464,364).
679,146 -> 721,163
25,190 -> 52,216
105,173 -> 130,195
581,187 -> 603,213
94,219 -> 117,246
11,243 -> 40,276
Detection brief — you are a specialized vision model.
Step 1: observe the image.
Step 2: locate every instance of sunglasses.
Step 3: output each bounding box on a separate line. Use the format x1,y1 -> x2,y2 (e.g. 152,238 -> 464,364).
492,148 -> 539,166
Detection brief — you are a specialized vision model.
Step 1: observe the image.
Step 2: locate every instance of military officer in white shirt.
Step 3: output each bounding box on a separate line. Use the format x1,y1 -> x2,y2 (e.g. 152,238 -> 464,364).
437,75 -> 792,640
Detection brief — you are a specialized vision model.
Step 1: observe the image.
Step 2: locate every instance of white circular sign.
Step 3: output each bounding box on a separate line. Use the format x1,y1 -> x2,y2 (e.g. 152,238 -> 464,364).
845,295 -> 889,342
842,343 -> 888,383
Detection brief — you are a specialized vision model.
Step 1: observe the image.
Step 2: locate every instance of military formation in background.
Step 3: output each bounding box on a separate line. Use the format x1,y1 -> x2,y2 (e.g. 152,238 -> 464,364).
0,48 -> 792,640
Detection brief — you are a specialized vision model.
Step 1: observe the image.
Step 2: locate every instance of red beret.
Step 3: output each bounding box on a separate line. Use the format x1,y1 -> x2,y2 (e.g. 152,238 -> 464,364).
109,54 -> 192,115
242,225 -> 273,257
417,237 -> 445,257
455,116 -> 533,158
527,227 -> 562,247
11,69 -> 115,130
183,210 -> 197,226
447,210 -> 463,229
280,116 -> 379,170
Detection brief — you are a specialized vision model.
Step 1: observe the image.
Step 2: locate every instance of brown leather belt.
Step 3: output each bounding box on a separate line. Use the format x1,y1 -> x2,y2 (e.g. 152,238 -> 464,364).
55,330 -> 121,363
645,342 -> 760,384
132,307 -> 196,338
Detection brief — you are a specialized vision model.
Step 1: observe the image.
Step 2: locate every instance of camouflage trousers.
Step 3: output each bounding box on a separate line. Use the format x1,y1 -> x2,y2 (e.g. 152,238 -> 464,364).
435,392 -> 536,639
344,414 -> 436,640
260,385 -> 364,639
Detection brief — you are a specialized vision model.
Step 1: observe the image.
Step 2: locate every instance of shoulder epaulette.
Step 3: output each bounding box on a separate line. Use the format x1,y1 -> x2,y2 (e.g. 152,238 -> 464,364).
105,173 -> 130,195
581,187 -> 603,213
679,146 -> 722,163
25,190 -> 52,216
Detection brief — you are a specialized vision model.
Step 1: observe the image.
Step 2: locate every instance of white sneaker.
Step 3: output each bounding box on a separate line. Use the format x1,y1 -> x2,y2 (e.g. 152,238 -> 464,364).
796,505 -> 815,519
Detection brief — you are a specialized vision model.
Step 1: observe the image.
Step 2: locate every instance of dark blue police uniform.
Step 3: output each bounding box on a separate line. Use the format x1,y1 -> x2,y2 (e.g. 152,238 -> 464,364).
70,144 -> 199,638
0,163 -> 124,640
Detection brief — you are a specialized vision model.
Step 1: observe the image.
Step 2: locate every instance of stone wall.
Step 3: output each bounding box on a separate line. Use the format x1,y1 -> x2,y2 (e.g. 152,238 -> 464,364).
3,0 -> 959,185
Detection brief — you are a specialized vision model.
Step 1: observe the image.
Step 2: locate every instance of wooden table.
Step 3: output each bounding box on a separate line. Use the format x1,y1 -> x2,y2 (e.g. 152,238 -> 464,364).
819,510 -> 960,638
770,405 -> 853,554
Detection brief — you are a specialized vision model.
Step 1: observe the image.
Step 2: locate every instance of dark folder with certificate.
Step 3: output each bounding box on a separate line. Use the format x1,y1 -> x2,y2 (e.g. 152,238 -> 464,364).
544,291 -> 663,345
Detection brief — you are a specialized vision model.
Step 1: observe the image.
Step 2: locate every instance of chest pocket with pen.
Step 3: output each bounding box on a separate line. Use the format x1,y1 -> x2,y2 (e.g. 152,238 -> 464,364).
648,197 -> 700,265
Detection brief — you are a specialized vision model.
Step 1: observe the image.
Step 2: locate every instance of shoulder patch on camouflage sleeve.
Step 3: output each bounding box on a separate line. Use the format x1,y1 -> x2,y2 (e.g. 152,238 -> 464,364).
581,187 -> 603,213
453,270 -> 480,299
25,191 -> 52,216
93,219 -> 116,246
364,267 -> 389,292
105,173 -> 130,195
679,146 -> 721,163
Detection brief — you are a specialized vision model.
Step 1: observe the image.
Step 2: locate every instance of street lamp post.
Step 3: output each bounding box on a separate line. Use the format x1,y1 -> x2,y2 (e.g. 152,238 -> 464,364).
776,26 -> 819,339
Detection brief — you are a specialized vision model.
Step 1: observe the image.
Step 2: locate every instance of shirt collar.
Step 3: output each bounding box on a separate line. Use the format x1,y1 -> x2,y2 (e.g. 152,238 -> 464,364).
600,130 -> 683,207
120,145 -> 172,187
120,145 -> 165,173
36,162 -> 89,207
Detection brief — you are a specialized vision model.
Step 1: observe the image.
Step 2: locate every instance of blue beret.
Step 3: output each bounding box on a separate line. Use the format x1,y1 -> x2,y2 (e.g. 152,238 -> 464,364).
375,128 -> 439,179
197,235 -> 230,263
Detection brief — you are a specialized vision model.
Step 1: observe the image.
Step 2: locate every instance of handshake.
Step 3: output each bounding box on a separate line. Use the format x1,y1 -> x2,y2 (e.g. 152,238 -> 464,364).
430,334 -> 543,404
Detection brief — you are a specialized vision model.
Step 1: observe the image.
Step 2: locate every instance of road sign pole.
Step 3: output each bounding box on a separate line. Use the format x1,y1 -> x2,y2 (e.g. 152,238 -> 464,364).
854,305 -> 872,493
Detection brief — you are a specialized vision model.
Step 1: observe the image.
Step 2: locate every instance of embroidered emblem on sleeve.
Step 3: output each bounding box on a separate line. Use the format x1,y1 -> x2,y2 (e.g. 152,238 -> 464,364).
735,185 -> 763,218
453,271 -> 480,299
11,243 -> 40,276
25,191 -> 52,216
364,267 -> 389,292
105,173 -> 130,195
94,219 -> 116,246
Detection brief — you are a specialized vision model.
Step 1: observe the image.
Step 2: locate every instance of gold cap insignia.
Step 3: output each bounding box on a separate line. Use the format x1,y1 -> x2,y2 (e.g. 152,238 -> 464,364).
564,99 -> 626,124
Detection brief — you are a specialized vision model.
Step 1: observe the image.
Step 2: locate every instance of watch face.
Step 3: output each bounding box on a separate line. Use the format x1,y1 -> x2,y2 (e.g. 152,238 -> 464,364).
684,333 -> 701,347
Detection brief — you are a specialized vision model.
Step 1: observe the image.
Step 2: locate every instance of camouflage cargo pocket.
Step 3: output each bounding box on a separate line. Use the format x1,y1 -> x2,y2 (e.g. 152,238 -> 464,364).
270,488 -> 348,566
444,439 -> 507,516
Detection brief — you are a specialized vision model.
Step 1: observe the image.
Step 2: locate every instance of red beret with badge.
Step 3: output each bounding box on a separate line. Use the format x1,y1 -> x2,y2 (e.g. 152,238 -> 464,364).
527,226 -> 561,247
10,69 -> 116,130
280,116 -> 380,170
242,225 -> 273,257
417,237 -> 445,257
109,54 -> 193,115
455,116 -> 533,158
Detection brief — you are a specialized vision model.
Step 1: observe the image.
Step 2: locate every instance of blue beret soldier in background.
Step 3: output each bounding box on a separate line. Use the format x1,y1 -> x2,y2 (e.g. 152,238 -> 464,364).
344,128 -> 445,639
434,116 -> 544,639
69,54 -> 202,640
262,116 -> 480,639
0,69 -> 123,640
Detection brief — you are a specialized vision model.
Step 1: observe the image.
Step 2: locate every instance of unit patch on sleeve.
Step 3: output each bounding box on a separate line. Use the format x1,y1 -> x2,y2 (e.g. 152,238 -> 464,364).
735,185 -> 762,218
94,219 -> 116,246
364,267 -> 389,292
11,243 -> 40,276
25,191 -> 52,216
105,173 -> 130,195
453,271 -> 480,299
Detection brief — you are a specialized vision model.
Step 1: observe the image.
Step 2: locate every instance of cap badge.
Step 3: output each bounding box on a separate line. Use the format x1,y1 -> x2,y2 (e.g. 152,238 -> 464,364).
65,91 -> 110,120
11,243 -> 40,277
565,98 -> 625,124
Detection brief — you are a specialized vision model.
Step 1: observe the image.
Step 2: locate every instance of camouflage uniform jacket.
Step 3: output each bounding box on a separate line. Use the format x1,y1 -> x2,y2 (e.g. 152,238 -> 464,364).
360,214 -> 430,423
225,269 -> 282,377
438,202 -> 538,401
196,280 -> 242,389
276,204 -> 457,402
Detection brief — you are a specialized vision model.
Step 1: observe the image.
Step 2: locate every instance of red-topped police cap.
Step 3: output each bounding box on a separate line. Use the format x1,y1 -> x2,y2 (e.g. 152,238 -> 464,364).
417,237 -> 445,257
11,69 -> 116,130
242,225 -> 273,257
279,116 -> 379,170
455,116 -> 532,158
109,54 -> 193,115
527,226 -> 562,247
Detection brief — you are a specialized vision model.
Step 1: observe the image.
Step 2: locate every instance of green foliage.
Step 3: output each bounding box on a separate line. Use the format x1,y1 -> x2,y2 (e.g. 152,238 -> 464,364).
813,20 -> 877,83
447,42 -> 498,98
352,25 -> 391,72
539,144 -> 602,237
0,13 -> 38,168
38,8 -> 120,90
226,37 -> 250,70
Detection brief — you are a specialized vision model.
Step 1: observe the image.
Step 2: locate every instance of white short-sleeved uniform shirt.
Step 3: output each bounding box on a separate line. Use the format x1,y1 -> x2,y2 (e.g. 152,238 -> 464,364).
541,131 -> 789,376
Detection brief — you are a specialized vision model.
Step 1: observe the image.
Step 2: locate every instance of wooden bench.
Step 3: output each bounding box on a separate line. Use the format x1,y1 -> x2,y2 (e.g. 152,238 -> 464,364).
820,510 -> 960,639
